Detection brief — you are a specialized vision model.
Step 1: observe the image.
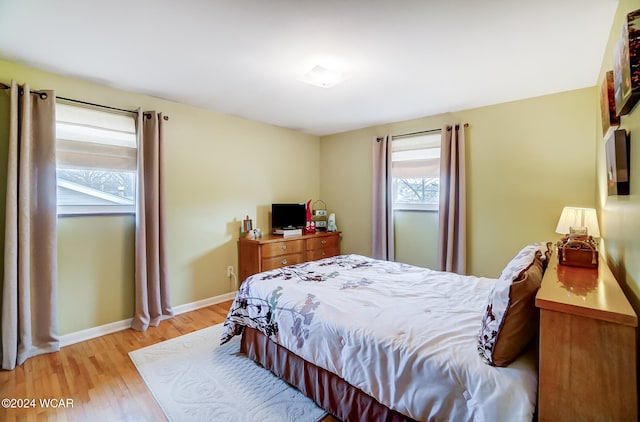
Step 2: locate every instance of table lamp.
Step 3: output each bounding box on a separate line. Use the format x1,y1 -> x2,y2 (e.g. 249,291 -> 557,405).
555,206 -> 600,238
555,206 -> 599,268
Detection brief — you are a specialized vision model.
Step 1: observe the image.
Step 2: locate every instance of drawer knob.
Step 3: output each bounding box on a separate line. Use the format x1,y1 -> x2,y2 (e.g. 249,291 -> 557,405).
321,240 -> 326,245
281,245 -> 287,250
281,259 -> 288,265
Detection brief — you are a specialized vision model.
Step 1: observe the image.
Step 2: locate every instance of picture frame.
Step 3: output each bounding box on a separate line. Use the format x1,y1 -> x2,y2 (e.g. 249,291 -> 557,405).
243,215 -> 253,232
613,9 -> 640,116
600,70 -> 619,137
605,129 -> 630,196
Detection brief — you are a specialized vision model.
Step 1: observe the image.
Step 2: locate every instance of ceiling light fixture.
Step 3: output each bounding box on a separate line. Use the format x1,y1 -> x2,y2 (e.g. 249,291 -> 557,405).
299,65 -> 346,88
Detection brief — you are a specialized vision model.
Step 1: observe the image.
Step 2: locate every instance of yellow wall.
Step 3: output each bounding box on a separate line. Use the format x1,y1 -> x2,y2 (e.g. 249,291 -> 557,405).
0,60 -> 320,334
596,0 -> 640,312
320,88 -> 597,277
57,216 -> 135,333
394,211 -> 439,269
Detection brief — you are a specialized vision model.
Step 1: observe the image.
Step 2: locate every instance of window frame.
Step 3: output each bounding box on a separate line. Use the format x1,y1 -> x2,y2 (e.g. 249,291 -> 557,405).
57,204 -> 136,217
55,102 -> 137,217
391,132 -> 441,212
392,178 -> 440,212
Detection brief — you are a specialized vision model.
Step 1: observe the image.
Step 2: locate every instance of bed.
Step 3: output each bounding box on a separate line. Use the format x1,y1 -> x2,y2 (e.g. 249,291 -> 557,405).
221,248 -> 546,421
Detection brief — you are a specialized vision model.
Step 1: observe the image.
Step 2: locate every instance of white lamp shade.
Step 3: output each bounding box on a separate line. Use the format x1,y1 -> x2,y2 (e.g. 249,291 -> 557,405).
555,207 -> 600,237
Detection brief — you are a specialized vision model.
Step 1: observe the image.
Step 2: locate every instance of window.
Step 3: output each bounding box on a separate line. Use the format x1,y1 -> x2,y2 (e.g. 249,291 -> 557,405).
55,103 -> 137,215
392,132 -> 441,211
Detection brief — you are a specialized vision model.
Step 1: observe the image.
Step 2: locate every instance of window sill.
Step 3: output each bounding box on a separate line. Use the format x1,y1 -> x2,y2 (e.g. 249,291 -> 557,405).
394,204 -> 439,212
57,205 -> 135,217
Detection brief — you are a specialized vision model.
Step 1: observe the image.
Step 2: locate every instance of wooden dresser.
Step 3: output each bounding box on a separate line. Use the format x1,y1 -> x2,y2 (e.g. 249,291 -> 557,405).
238,231 -> 341,282
535,251 -> 637,421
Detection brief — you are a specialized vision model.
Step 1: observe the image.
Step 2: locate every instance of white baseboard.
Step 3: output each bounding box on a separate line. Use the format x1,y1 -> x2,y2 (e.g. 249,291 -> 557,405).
60,318 -> 134,348
171,291 -> 236,315
59,291 -> 237,347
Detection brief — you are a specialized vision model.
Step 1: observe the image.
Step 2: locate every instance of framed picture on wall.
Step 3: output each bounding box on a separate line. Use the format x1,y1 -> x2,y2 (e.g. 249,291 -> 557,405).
613,9 -> 640,116
600,70 -> 619,137
605,129 -> 630,196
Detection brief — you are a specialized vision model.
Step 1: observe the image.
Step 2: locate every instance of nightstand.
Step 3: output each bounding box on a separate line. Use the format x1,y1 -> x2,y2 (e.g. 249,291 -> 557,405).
535,251 -> 637,421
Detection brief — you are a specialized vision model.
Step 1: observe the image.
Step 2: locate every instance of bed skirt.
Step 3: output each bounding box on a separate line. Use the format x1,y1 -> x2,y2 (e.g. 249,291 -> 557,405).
240,327 -> 415,422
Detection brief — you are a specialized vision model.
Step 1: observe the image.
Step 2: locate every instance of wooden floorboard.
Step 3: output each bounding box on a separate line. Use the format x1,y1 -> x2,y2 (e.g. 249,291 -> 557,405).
0,301 -> 338,421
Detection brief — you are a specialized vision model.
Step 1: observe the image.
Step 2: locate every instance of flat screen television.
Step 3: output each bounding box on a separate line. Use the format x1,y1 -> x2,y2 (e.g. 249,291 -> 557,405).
271,203 -> 306,230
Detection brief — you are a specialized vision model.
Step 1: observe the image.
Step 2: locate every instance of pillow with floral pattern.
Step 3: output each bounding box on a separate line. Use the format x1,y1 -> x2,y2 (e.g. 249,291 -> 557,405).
478,243 -> 548,366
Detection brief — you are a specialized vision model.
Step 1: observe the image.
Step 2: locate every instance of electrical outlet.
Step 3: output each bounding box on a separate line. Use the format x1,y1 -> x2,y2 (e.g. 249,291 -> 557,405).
227,265 -> 234,277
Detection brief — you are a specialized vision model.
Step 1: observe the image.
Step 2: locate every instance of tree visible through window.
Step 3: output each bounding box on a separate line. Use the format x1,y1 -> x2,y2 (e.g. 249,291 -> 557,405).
395,177 -> 439,204
391,133 -> 441,211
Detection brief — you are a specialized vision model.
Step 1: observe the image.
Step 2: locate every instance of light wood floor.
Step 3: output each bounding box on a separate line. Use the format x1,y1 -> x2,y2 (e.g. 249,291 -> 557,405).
0,301 -> 337,422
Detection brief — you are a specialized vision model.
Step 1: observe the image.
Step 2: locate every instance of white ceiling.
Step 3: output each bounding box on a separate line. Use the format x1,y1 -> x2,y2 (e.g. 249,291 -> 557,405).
0,0 -> 619,136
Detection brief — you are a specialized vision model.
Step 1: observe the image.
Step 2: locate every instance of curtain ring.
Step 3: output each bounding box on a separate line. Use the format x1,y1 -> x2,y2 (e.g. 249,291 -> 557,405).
16,88 -> 47,100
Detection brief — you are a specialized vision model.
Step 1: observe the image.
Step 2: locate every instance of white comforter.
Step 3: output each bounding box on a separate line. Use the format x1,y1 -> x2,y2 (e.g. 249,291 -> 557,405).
221,254 -> 537,422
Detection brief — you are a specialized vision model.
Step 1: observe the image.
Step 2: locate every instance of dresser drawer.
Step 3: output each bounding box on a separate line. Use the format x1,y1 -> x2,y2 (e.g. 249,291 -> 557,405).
306,248 -> 339,261
262,253 -> 304,271
261,240 -> 304,258
306,235 -> 339,251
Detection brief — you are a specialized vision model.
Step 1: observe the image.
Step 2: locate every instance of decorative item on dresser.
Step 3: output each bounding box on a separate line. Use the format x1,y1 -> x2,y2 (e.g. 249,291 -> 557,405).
304,199 -> 316,234
243,215 -> 253,233
554,206 -> 600,268
238,231 -> 341,282
535,250 -> 637,422
311,200 -> 328,231
327,213 -> 337,232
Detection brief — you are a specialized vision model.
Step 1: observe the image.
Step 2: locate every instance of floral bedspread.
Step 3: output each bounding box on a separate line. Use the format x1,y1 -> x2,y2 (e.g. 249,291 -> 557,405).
221,254 -> 385,347
220,254 -> 538,422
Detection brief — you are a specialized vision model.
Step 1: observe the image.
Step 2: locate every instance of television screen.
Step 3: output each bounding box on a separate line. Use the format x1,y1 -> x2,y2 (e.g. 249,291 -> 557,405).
271,203 -> 306,230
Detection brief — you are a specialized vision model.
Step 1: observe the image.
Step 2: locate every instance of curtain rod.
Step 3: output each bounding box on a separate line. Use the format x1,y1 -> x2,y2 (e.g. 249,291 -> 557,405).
57,96 -> 138,115
392,123 -> 468,139
1,82 -> 169,120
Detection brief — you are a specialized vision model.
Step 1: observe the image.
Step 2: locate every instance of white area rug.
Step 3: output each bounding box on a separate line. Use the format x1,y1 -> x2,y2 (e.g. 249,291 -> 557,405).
129,323 -> 326,422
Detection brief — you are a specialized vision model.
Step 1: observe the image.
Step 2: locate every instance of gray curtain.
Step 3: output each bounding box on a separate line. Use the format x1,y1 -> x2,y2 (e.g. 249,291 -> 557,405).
131,110 -> 173,331
2,81 -> 59,370
371,135 -> 394,261
437,124 -> 467,274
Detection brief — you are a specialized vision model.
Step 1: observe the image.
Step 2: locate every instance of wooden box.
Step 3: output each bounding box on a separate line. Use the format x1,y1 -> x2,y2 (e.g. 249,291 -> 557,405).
557,238 -> 598,268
